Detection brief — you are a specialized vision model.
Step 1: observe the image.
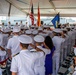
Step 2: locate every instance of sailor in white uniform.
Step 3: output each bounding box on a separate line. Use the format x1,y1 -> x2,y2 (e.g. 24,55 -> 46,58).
10,35 -> 44,75
1,22 -> 5,31
33,35 -> 50,75
61,29 -> 69,59
6,27 -> 21,58
52,29 -> 65,75
2,28 -> 11,48
67,27 -> 73,53
7,21 -> 11,29
25,30 -> 34,50
0,31 -> 7,61
19,21 -> 25,30
0,68 -> 2,75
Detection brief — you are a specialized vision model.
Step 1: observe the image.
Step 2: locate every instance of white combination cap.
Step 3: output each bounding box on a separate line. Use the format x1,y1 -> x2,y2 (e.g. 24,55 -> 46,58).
25,30 -> 32,34
32,30 -> 38,35
34,35 -> 44,42
18,35 -> 32,44
53,29 -> 62,33
39,33 -> 48,37
13,27 -> 20,32
30,25 -> 35,28
38,27 -> 43,31
30,29 -> 34,32
43,25 -> 50,28
61,28 -> 67,31
66,27 -> 70,29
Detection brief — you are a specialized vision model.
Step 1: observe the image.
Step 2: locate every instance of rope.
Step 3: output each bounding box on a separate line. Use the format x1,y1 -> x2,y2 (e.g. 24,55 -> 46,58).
0,58 -> 9,65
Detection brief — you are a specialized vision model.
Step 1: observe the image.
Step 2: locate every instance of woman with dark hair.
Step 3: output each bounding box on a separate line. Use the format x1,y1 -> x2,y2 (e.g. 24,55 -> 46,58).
44,36 -> 55,75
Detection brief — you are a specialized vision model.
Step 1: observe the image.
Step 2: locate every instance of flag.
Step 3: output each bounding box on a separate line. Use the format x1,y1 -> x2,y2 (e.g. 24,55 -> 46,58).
51,13 -> 60,28
30,2 -> 34,25
37,3 -> 41,27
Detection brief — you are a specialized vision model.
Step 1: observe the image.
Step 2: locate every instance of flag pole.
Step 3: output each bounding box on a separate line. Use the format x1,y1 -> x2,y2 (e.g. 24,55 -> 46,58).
37,2 -> 41,27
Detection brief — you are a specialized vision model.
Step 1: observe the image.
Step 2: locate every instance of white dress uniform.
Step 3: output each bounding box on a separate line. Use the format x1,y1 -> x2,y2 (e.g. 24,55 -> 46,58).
6,35 -> 21,57
70,30 -> 75,50
11,50 -> 44,75
1,25 -> 5,31
52,36 -> 65,75
34,46 -> 50,75
0,50 -> 6,61
3,33 -> 9,48
7,27 -> 21,57
0,68 -> 2,75
0,33 -> 4,47
33,35 -> 51,75
7,24 -> 11,29
11,35 -> 44,75
63,35 -> 69,59
0,50 -> 6,56
19,23 -> 22,28
0,33 -> 6,61
67,31 -> 73,53
72,29 -> 76,46
73,67 -> 76,75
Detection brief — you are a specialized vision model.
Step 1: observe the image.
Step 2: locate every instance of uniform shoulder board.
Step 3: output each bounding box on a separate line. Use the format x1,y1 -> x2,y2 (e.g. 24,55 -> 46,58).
30,51 -> 36,52
31,51 -> 37,53
13,53 -> 19,57
30,49 -> 36,52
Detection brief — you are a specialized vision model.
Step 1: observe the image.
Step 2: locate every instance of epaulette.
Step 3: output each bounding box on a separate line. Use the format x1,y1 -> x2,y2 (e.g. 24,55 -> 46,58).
13,53 -> 19,57
31,51 -> 37,53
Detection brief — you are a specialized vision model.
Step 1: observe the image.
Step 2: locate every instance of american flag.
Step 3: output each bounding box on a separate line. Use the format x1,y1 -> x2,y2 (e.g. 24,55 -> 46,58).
30,3 -> 34,25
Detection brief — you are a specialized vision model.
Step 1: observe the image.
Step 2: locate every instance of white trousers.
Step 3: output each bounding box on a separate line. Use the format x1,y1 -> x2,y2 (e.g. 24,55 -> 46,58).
0,68 -> 2,75
35,66 -> 45,75
52,53 -> 60,75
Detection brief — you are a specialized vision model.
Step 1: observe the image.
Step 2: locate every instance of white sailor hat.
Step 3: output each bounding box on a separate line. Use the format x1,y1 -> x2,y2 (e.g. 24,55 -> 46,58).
71,26 -> 74,28
43,30 -> 52,34
38,27 -> 43,31
4,28 -> 11,32
61,28 -> 67,31
66,27 -> 70,29
34,35 -> 44,42
53,29 -> 62,33
30,29 -> 34,32
13,27 -> 20,32
32,30 -> 38,35
39,33 -> 48,37
43,25 -> 50,28
25,30 -> 32,34
18,35 -> 32,44
30,25 -> 35,28
43,30 -> 47,33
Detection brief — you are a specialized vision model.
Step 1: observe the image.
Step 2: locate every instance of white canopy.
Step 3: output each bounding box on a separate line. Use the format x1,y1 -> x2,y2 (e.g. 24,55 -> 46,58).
0,0 -> 76,17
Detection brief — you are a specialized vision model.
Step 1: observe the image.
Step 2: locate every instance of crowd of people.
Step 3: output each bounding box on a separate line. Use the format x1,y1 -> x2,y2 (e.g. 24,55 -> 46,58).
0,21 -> 76,75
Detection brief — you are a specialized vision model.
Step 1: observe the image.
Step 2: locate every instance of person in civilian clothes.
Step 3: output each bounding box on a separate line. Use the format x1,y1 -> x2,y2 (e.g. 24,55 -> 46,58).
11,35 -> 44,75
44,36 -> 55,75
